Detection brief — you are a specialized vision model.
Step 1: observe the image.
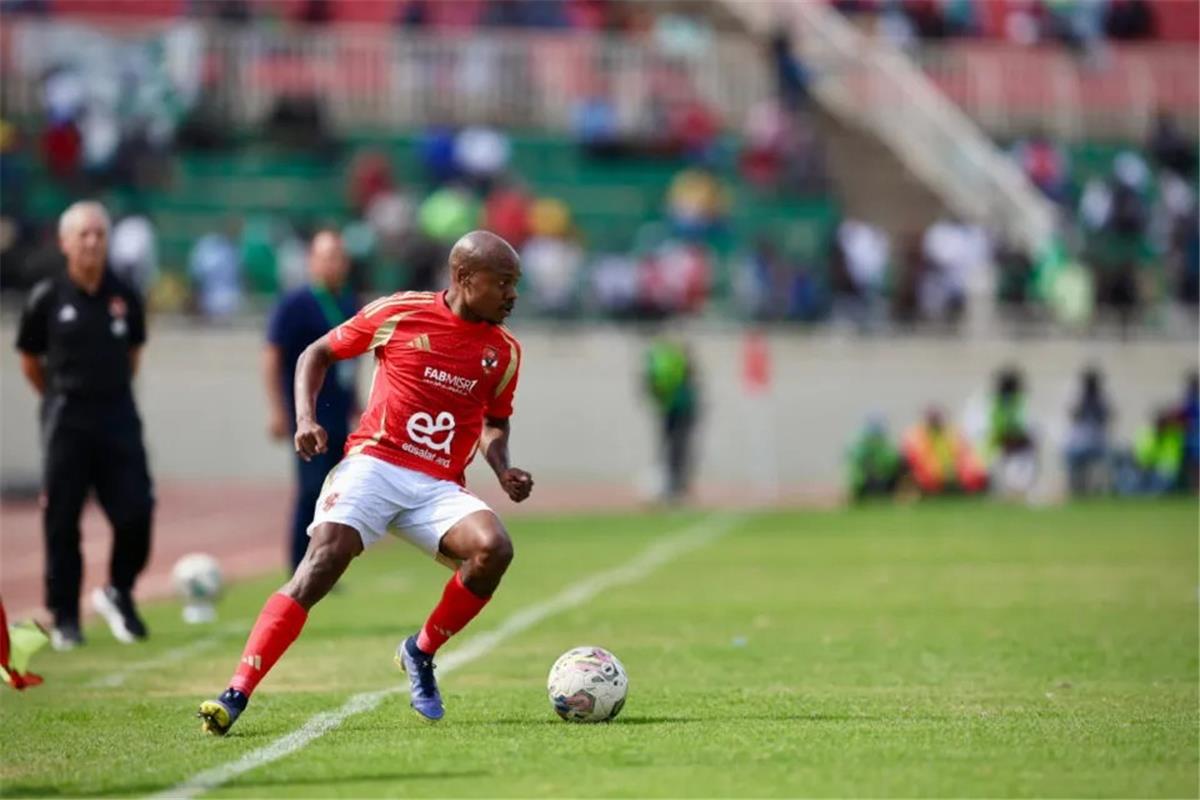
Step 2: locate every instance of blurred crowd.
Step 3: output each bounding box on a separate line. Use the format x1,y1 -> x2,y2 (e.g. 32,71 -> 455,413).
835,0 -> 1178,50
1,0 -> 647,30
0,1 -> 1196,334
1006,117 -> 1198,327
846,367 -> 1199,502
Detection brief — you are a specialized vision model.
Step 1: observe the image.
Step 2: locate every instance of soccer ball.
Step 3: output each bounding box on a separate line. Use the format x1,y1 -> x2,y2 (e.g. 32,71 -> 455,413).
172,553 -> 223,624
547,646 -> 628,723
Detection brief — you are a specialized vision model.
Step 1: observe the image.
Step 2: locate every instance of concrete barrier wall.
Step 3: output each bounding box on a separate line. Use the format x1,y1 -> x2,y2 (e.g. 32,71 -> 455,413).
2,316 -> 1195,498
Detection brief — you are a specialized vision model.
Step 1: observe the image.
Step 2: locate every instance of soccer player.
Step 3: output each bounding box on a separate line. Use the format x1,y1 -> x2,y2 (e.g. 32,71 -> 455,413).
198,230 -> 532,735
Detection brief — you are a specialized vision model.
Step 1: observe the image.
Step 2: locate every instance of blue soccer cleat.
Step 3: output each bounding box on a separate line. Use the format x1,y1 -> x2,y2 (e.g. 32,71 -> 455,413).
395,636 -> 444,722
198,688 -> 248,736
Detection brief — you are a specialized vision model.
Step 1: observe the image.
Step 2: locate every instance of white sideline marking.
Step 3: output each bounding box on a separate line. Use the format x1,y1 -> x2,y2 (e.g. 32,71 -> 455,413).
88,621 -> 249,689
150,515 -> 739,800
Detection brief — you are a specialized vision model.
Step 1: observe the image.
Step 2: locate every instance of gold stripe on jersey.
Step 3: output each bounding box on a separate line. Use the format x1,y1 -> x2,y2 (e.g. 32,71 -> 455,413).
406,333 -> 432,351
494,329 -> 520,398
370,310 -> 419,349
361,292 -> 435,318
348,407 -> 387,456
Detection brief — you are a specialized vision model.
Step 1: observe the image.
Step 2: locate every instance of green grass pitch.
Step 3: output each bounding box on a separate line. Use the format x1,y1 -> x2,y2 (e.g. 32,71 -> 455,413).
1,501 -> 1196,798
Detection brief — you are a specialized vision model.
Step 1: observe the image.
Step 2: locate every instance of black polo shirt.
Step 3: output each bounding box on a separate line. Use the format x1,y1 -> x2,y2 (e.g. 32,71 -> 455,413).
15,269 -> 146,401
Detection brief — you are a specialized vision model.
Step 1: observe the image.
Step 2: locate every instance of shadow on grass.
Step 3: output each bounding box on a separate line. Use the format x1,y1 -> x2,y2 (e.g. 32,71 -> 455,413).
450,712 -> 897,727
0,769 -> 488,798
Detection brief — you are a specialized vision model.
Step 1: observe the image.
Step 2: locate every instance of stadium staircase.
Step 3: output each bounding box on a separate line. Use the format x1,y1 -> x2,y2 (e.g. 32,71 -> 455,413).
722,0 -> 1059,260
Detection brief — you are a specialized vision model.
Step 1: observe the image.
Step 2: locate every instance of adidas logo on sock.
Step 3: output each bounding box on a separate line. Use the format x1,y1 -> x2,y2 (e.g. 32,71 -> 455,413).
241,654 -> 262,671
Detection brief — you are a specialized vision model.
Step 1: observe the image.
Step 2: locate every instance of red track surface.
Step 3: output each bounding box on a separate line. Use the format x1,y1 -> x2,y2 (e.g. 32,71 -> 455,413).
0,478 -> 834,625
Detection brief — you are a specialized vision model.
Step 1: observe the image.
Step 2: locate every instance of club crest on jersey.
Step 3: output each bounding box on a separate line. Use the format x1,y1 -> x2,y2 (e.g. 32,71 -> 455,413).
109,296 -> 127,318
481,345 -> 499,373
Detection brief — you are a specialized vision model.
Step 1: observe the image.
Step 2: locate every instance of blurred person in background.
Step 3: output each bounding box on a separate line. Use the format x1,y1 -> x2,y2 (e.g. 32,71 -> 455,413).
986,367 -> 1038,499
15,201 -> 154,650
846,416 -> 903,501
265,230 -> 359,573
346,149 -> 396,217
1179,371 -> 1198,492
108,212 -> 159,298
1064,367 -> 1114,497
521,198 -> 583,317
454,126 -> 511,194
919,216 -> 989,327
1146,111 -> 1196,181
188,220 -> 243,322
902,407 -> 988,497
1115,407 -> 1186,496
1012,130 -> 1070,205
831,218 -> 889,331
666,168 -> 728,242
643,333 -> 699,503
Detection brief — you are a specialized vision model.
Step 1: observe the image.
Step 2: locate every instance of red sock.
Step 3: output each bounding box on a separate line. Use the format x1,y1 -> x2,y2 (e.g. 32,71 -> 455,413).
229,593 -> 307,696
0,600 -> 10,669
416,572 -> 490,654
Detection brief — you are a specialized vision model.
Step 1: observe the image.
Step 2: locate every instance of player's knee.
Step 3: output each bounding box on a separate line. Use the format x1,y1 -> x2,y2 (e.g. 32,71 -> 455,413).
311,525 -> 362,565
287,524 -> 361,605
477,529 -> 513,574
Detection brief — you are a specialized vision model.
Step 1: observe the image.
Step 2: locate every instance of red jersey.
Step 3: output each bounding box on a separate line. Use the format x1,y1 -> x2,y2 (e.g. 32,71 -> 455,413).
327,290 -> 521,484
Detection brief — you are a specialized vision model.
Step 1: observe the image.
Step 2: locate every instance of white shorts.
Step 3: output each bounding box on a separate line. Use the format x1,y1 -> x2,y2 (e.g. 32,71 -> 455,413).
307,454 -> 493,568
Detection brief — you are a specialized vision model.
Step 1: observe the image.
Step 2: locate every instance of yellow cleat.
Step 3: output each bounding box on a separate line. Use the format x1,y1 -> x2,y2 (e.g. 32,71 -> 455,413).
198,698 -> 237,736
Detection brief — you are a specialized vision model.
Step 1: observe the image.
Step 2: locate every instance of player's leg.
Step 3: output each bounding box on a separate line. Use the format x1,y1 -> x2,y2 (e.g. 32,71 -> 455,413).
91,418 -> 154,643
199,455 -> 391,736
198,521 -> 361,736
396,501 -> 512,721
290,449 -> 334,573
41,420 -> 90,651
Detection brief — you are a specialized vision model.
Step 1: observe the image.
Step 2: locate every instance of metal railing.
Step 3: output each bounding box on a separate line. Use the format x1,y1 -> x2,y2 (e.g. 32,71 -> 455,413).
0,18 -> 772,133
914,43 -> 1199,141
788,3 -> 1059,258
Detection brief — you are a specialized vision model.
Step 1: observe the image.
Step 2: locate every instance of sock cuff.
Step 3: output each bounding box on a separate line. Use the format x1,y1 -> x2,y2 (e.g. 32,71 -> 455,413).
453,570 -> 491,601
266,592 -> 308,624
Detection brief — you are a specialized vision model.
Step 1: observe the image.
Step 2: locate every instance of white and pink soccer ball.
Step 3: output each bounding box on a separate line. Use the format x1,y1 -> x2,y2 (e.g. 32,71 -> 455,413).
547,646 -> 628,723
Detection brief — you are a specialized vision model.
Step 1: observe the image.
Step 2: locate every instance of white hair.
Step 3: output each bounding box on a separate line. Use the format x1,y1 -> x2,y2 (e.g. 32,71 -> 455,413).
58,200 -> 111,238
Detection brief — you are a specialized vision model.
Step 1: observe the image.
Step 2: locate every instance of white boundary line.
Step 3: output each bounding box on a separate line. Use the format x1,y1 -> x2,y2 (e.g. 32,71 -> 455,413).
150,514 -> 739,800
87,621 -> 249,689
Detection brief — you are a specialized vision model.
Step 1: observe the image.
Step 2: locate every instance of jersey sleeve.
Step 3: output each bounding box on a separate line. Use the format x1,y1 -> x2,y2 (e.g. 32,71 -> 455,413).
487,336 -> 521,419
14,280 -> 52,356
327,295 -> 408,360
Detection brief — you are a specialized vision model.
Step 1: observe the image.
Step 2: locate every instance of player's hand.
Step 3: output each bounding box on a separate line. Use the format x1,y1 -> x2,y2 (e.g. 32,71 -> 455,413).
268,409 -> 289,441
500,468 -> 534,503
295,418 -> 328,462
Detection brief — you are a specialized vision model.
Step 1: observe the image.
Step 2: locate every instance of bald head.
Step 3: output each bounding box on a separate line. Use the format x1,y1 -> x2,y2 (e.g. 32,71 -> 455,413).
309,229 -> 349,289
449,230 -> 519,283
58,201 -> 110,285
59,200 -> 111,239
446,230 -> 521,324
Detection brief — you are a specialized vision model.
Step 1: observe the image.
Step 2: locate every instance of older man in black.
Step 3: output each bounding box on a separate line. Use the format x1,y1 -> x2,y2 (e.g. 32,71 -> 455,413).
15,201 -> 154,650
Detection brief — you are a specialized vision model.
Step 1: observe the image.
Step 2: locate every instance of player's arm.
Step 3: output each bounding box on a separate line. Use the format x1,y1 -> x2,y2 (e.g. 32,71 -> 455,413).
18,353 -> 45,396
15,280 -> 50,396
262,344 -> 289,440
127,289 -> 146,378
292,298 -> 395,460
293,336 -> 338,461
481,416 -> 533,503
